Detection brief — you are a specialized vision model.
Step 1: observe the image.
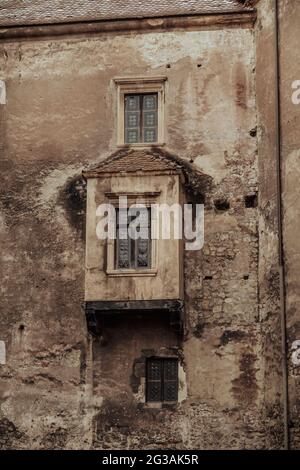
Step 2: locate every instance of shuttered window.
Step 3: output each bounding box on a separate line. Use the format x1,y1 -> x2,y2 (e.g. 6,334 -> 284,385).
146,358 -> 178,403
124,93 -> 158,144
116,207 -> 151,269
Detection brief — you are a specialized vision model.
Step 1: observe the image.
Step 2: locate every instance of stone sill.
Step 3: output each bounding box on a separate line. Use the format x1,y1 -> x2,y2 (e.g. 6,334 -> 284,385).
106,268 -> 158,277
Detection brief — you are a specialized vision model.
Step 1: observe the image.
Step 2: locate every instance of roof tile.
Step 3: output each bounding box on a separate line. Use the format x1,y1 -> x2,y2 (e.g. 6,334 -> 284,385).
83,148 -> 182,177
0,1 -> 254,27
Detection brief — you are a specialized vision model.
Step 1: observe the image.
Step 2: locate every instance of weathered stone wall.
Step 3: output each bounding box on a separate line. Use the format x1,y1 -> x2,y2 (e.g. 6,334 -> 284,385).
254,0 -> 300,449
0,15 -> 284,449
278,0 -> 300,449
255,0 -> 284,447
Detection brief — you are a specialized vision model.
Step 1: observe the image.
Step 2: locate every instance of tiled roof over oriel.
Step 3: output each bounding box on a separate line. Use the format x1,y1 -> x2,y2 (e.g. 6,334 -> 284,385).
83,149 -> 182,178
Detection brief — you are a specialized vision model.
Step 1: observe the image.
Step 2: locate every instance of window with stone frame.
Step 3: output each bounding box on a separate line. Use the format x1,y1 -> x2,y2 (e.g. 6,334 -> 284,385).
124,93 -> 158,144
115,206 -> 152,270
146,357 -> 178,403
114,76 -> 166,146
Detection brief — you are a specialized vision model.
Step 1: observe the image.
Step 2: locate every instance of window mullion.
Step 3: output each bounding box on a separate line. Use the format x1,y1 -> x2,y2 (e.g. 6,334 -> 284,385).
161,359 -> 164,402
134,237 -> 137,269
140,94 -> 143,143
128,222 -> 131,268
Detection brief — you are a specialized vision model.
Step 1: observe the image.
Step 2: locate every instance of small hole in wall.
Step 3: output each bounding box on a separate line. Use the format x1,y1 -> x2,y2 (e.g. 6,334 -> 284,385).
204,275 -> 213,280
243,275 -> 249,280
197,64 -> 202,68
250,127 -> 257,138
19,324 -> 25,331
166,64 -> 171,68
244,194 -> 258,208
214,199 -> 230,211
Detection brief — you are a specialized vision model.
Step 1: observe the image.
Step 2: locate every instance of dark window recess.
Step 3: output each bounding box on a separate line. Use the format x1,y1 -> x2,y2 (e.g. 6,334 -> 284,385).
244,194 -> 258,208
146,358 -> 178,403
124,93 -> 158,144
214,199 -> 230,211
116,207 -> 151,269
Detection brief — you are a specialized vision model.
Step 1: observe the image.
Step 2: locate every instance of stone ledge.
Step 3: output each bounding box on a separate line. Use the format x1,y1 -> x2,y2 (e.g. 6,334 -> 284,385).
0,12 -> 257,41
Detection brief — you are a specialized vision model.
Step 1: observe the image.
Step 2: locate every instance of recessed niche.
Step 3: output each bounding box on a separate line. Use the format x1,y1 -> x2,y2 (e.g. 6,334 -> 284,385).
214,199 -> 230,211
244,194 -> 258,208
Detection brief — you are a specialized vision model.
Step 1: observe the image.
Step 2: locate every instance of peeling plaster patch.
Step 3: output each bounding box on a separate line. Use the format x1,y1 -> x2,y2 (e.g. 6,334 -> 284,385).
136,30 -> 254,68
3,42 -> 108,79
0,341 -> 6,365
0,213 -> 7,233
258,1 -> 275,29
3,30 -> 254,80
194,153 -> 227,182
37,165 -> 81,210
178,361 -> 187,403
291,340 -> 300,366
135,377 -> 146,404
283,149 -> 300,210
204,212 -> 238,234
1,253 -> 15,263
0,80 -> 6,104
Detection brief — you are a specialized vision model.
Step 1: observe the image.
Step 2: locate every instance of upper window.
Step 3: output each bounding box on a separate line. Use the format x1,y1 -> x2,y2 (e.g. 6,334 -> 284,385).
125,94 -> 158,144
114,76 -> 167,146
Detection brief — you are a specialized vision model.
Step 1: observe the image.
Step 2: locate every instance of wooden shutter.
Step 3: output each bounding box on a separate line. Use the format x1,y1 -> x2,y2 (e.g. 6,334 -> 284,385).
163,358 -> 178,402
146,358 -> 162,402
125,94 -> 140,143
146,358 -> 178,402
124,93 -> 158,144
116,208 -> 130,268
136,207 -> 151,268
142,94 -> 157,143
116,207 -> 151,269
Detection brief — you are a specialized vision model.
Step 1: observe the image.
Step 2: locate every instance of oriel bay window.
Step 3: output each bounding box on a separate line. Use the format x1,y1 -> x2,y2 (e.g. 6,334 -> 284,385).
105,194 -> 158,277
83,149 -> 184,334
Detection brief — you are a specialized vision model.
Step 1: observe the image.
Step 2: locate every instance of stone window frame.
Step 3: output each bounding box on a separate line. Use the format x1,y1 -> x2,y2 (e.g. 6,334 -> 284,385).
105,192 -> 159,277
131,348 -> 186,409
114,76 -> 167,147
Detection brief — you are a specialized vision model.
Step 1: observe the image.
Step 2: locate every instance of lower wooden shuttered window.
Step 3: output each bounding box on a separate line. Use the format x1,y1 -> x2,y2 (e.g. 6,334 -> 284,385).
146,357 -> 178,403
